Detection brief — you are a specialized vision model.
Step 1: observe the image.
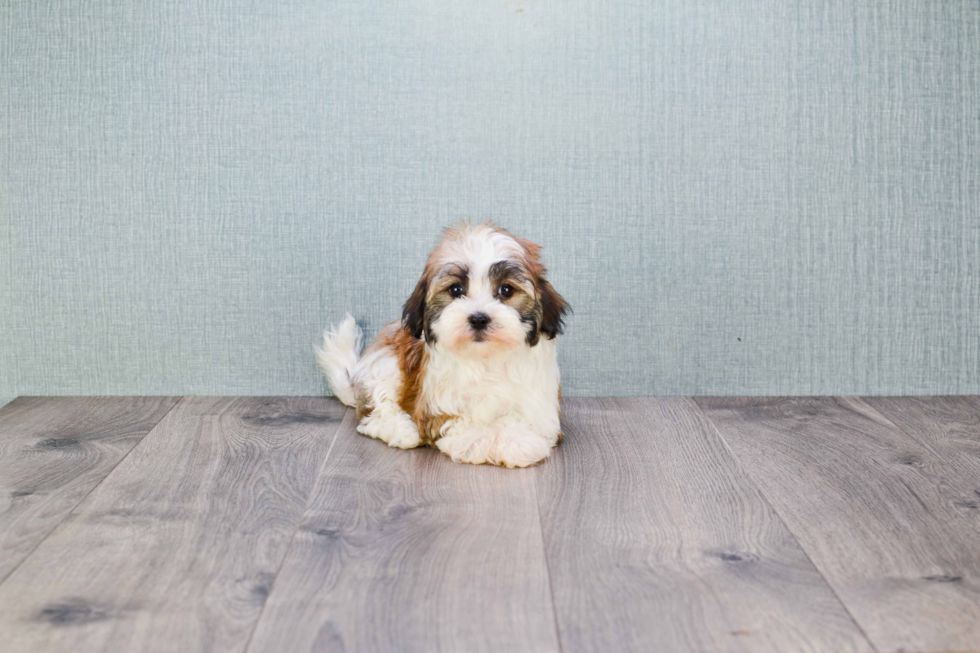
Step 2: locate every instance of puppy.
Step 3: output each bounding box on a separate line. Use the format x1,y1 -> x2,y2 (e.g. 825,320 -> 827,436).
316,222 -> 569,468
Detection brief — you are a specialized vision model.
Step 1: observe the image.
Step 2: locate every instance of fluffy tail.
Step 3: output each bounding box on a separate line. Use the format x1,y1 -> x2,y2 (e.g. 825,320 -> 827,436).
315,313 -> 363,407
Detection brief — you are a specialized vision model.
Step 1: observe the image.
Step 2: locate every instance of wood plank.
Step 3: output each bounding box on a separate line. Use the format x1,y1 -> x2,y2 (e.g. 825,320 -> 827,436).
0,396 -> 180,583
246,411 -> 560,653
696,396 -> 980,653
0,396 -> 345,653
536,397 -> 870,653
862,395 -> 980,487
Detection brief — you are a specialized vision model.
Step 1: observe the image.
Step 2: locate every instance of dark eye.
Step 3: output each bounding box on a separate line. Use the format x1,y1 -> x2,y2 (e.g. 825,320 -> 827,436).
499,284 -> 514,299
449,283 -> 465,298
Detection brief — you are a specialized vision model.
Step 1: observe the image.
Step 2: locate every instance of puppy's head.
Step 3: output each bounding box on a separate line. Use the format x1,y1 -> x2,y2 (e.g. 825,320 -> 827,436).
402,223 -> 569,358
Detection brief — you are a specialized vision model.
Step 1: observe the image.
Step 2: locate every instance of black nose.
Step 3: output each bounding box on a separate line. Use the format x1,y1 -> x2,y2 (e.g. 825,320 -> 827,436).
468,313 -> 491,331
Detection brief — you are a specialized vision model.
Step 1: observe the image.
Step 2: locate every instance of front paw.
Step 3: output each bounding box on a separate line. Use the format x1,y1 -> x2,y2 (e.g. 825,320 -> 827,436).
357,411 -> 421,449
490,432 -> 554,468
436,430 -> 494,465
386,423 -> 422,449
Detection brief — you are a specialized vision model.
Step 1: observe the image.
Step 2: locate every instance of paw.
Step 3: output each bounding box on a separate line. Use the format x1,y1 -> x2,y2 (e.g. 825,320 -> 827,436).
386,420 -> 421,449
357,411 -> 421,449
490,433 -> 553,468
436,431 -> 495,465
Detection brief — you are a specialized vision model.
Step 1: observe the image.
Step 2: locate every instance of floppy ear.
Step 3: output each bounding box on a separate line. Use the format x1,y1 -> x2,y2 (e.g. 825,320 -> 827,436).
511,234 -> 570,343
401,275 -> 428,339
537,277 -> 570,341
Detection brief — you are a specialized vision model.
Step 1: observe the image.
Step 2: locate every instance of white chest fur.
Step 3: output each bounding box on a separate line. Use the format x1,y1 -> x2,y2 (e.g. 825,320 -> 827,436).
421,338 -> 561,434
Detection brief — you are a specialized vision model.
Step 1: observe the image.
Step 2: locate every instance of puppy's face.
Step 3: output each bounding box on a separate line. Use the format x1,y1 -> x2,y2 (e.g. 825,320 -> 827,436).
402,224 -> 569,358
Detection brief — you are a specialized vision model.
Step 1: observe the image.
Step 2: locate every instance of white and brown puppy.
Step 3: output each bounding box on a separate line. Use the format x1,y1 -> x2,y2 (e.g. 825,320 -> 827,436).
316,223 -> 569,468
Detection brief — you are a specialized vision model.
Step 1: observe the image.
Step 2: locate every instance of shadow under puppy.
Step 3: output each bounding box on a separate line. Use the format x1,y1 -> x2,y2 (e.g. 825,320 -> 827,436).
317,223 -> 569,468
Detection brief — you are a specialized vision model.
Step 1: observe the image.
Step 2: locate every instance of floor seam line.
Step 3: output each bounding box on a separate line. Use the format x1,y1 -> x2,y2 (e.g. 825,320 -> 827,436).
532,467 -> 565,653
0,396 -> 186,590
851,396 -> 949,466
690,397 -> 881,653
241,403 -> 351,653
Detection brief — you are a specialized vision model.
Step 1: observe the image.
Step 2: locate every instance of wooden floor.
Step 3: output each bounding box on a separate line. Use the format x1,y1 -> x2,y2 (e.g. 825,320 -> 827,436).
0,397 -> 978,653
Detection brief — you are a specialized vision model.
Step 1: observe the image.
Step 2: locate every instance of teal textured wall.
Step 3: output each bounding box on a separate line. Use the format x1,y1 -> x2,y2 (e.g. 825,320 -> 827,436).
2,1 -> 978,398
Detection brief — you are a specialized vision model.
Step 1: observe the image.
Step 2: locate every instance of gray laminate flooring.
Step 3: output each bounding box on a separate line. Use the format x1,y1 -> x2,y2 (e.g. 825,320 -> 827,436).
0,396 -> 977,653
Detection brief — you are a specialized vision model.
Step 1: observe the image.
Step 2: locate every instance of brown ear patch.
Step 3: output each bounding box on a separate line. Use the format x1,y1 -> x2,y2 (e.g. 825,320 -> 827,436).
505,232 -> 570,344
537,277 -> 569,340
401,275 -> 428,339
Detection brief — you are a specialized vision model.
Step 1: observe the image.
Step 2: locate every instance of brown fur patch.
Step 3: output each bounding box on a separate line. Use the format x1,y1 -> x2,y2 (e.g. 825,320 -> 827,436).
355,403 -> 373,422
356,319 -> 454,446
393,327 -> 426,416
378,320 -> 455,445
415,412 -> 456,445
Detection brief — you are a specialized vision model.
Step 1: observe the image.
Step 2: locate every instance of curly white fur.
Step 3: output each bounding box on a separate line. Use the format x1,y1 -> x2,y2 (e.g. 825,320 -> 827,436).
315,313 -> 362,407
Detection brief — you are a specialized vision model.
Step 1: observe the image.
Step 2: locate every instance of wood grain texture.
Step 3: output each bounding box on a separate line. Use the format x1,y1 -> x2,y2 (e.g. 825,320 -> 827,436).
0,396 -> 180,583
0,397 -> 345,653
535,397 -> 870,653
246,410 -> 560,653
863,395 -> 980,487
696,396 -> 980,653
